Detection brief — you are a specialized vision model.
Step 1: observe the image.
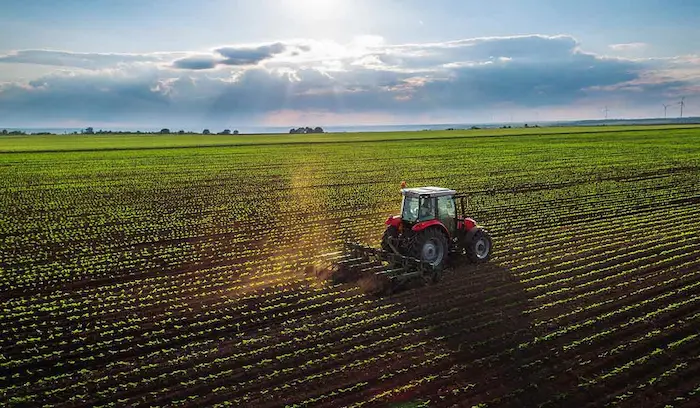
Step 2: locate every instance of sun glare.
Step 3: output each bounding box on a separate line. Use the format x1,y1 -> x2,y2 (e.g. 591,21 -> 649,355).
284,0 -> 342,21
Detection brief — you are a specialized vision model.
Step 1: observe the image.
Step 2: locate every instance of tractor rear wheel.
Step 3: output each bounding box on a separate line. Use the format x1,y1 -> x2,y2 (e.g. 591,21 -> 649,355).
466,228 -> 492,263
411,228 -> 448,271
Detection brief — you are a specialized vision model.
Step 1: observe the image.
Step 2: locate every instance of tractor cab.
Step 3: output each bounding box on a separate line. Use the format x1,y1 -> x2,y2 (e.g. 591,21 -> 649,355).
400,187 -> 458,236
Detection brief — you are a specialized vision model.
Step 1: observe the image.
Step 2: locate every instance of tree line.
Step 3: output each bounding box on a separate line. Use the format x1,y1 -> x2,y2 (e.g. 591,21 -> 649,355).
1,129 -> 29,135
289,127 -> 324,134
2,127 -> 326,135
82,128 -> 242,135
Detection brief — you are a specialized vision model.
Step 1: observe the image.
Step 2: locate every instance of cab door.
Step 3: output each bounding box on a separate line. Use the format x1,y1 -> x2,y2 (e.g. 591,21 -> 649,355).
437,196 -> 457,237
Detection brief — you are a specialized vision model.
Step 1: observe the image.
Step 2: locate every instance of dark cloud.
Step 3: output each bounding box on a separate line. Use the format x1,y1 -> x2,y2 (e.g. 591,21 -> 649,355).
215,42 -> 287,66
411,54 -> 641,107
0,70 -> 170,124
172,55 -> 218,70
169,42 -> 292,70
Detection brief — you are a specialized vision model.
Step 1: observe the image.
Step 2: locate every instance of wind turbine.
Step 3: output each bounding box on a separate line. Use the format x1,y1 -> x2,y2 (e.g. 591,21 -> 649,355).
678,97 -> 686,118
663,103 -> 670,119
602,106 -> 609,120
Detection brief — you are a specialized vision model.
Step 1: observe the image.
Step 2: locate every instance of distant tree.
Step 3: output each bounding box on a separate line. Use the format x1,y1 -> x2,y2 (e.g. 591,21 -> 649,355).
1,129 -> 7,135
289,128 -> 297,134
83,127 -> 94,134
160,128 -> 170,134
233,130 -> 239,135
313,126 -> 324,133
178,130 -> 185,134
219,129 -> 231,135
203,129 -> 211,135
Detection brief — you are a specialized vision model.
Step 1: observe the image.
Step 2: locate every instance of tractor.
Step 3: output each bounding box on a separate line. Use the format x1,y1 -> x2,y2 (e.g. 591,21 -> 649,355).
381,185 -> 492,269
314,184 -> 493,294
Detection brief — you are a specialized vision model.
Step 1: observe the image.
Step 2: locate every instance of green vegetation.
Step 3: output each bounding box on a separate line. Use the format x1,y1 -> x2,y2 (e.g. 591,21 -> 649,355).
1,124 -> 699,152
1,125 -> 699,407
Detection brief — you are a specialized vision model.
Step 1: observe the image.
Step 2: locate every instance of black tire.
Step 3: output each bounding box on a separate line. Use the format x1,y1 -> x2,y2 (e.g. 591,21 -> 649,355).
410,228 -> 449,271
381,226 -> 399,253
466,228 -> 492,263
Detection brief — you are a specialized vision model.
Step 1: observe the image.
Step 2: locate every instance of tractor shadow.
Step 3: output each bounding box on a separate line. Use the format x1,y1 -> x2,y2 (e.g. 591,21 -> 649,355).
380,261 -> 543,406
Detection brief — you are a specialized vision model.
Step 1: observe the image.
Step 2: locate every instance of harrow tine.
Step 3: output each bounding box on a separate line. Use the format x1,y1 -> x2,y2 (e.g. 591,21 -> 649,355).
359,264 -> 390,274
374,267 -> 407,277
336,257 -> 366,266
349,260 -> 380,271
317,240 -> 440,293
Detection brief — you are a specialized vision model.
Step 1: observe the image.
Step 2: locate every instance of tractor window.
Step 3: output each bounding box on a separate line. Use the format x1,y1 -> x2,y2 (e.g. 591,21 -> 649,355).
438,196 -> 457,234
402,196 -> 419,222
418,197 -> 436,221
437,196 -> 456,218
402,196 -> 436,222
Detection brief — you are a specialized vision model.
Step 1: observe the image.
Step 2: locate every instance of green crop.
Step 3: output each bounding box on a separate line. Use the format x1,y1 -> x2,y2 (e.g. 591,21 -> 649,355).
2,125 -> 700,407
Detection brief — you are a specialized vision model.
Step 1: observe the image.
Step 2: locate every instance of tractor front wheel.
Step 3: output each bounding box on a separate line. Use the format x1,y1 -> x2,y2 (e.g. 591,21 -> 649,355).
411,228 -> 448,273
466,228 -> 492,263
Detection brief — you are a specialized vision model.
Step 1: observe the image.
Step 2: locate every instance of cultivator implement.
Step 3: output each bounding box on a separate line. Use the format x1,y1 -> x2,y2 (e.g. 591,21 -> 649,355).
313,241 -> 441,295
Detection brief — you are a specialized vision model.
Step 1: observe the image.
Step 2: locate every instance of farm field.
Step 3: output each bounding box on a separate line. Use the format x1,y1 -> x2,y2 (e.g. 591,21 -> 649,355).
2,125 -> 700,407
1,124 -> 698,152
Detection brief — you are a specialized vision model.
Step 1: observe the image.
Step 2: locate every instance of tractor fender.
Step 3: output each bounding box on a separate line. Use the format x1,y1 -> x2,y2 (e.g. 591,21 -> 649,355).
412,220 -> 450,239
385,215 -> 401,228
464,226 -> 487,244
458,217 -> 477,231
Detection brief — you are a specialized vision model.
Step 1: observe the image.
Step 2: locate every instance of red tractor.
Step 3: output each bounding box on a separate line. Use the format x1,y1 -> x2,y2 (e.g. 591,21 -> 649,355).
315,185 -> 493,293
381,186 -> 492,271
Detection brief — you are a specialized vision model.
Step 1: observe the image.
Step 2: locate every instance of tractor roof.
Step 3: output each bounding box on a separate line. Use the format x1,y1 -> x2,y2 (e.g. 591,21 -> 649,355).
401,186 -> 456,198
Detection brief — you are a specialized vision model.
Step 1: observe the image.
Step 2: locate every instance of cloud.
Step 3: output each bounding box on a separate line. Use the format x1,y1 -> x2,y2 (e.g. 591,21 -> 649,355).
368,35 -> 581,71
171,55 -> 218,70
0,49 -> 179,70
170,42 -> 301,70
609,42 -> 648,51
583,55 -> 700,101
0,35 -> 699,127
216,42 -> 287,66
0,43 -> 293,72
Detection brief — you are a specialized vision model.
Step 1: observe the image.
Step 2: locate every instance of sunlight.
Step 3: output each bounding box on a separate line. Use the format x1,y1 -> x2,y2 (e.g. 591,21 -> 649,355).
283,0 -> 344,21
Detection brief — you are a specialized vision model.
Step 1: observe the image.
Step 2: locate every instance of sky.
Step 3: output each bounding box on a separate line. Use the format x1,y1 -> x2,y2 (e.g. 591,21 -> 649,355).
0,0 -> 699,129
